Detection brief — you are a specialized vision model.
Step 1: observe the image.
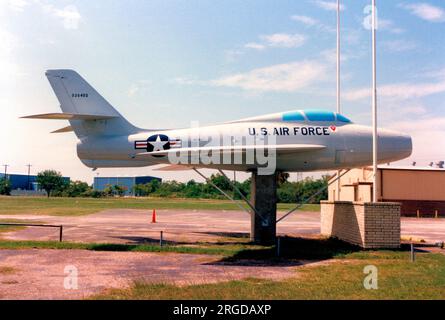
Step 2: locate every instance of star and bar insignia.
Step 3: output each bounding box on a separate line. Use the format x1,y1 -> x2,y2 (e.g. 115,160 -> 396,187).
134,134 -> 182,152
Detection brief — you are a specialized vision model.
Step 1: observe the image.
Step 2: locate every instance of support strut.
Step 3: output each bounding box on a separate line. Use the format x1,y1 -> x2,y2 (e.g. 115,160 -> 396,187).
217,169 -> 267,224
192,168 -> 251,216
276,169 -> 350,223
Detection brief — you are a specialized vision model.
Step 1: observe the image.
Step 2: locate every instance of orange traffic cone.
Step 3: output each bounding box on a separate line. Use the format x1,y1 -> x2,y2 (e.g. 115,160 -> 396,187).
151,209 -> 156,223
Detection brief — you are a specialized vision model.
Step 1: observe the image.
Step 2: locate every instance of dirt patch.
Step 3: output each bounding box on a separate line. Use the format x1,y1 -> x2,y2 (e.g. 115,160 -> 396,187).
0,266 -> 17,275
0,249 -> 321,300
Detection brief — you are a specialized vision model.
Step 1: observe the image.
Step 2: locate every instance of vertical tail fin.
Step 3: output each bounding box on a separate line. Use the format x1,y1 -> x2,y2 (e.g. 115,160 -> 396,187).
45,69 -> 138,137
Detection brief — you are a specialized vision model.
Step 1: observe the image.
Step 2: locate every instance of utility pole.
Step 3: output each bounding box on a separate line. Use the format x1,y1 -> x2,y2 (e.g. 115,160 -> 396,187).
26,164 -> 32,190
372,0 -> 378,202
2,164 -> 8,179
336,0 -> 341,200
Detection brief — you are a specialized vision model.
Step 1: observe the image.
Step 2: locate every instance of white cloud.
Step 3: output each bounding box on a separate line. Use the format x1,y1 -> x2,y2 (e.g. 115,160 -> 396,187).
312,0 -> 345,11
424,67 -> 445,80
345,67 -> 445,101
2,1 -> 82,29
378,19 -> 405,34
127,80 -> 151,97
8,0 -> 28,12
389,117 -> 445,162
224,49 -> 244,62
381,40 -> 417,52
345,79 -> 445,101
244,42 -> 266,50
401,3 -> 445,22
291,14 -> 336,33
171,77 -> 200,86
397,104 -> 427,115
291,15 -> 318,26
211,60 -> 326,92
0,27 -> 20,82
42,4 -> 82,29
261,33 -> 305,48
245,33 -> 306,50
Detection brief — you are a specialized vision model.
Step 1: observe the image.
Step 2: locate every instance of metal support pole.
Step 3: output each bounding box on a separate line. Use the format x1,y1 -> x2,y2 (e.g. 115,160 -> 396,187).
276,237 -> 281,257
59,225 -> 63,242
160,231 -> 163,247
410,243 -> 415,262
372,0 -> 378,203
277,169 -> 350,223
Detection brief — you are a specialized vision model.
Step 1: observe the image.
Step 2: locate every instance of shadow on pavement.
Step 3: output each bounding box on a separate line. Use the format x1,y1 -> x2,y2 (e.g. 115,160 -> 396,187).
207,236 -> 362,266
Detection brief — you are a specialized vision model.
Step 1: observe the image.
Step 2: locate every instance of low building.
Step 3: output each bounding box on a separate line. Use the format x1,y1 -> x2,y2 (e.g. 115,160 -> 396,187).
328,166 -> 445,217
93,176 -> 162,196
0,173 -> 70,191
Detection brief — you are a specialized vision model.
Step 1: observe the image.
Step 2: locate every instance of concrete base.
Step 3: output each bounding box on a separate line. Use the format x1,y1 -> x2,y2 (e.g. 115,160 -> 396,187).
321,201 -> 401,249
250,171 -> 277,245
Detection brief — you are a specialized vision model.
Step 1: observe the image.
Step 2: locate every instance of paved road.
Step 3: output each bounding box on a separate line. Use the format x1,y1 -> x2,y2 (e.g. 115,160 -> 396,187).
0,209 -> 321,244
1,209 -> 444,244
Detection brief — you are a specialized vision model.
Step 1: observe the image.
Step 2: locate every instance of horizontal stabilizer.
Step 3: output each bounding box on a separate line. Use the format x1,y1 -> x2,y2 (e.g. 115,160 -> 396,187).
21,113 -> 118,120
51,126 -> 74,133
136,144 -> 326,158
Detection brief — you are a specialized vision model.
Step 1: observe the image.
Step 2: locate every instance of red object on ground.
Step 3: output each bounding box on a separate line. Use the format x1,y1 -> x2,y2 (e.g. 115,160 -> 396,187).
151,209 -> 156,223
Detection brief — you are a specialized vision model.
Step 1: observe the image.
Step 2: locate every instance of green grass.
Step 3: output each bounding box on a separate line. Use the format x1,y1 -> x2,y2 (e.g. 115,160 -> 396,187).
1,236 -> 444,299
0,196 -> 320,216
0,239 -> 267,256
95,250 -> 445,300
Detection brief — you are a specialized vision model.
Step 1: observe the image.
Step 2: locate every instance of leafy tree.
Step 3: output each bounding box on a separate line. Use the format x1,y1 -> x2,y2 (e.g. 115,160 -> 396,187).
276,177 -> 328,204
149,179 -> 161,193
153,180 -> 184,197
103,184 -> 114,196
210,174 -> 231,191
0,178 -> 11,196
277,172 -> 290,186
183,180 -> 203,198
36,170 -> 65,198
103,184 -> 127,197
82,189 -> 105,198
133,183 -> 152,196
113,185 -> 127,197
63,181 -> 91,197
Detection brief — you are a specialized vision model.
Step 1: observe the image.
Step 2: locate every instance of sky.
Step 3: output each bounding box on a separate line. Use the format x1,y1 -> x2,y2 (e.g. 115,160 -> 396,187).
1,0 -> 445,183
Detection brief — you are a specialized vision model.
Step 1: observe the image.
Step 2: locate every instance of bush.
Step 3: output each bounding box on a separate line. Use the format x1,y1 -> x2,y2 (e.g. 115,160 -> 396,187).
63,181 -> 91,197
81,189 -> 105,198
103,184 -> 127,197
0,178 -> 11,195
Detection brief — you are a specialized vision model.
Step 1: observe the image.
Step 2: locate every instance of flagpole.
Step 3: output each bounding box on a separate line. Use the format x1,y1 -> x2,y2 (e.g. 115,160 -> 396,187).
336,0 -> 341,114
336,0 -> 341,200
372,0 -> 378,202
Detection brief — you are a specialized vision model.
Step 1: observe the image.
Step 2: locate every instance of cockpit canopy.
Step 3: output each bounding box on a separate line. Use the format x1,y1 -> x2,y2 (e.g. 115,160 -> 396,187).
230,109 -> 352,124
282,109 -> 352,123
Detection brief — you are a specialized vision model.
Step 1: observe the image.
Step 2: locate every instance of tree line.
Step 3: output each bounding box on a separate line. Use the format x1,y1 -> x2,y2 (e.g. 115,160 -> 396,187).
0,169 -> 328,204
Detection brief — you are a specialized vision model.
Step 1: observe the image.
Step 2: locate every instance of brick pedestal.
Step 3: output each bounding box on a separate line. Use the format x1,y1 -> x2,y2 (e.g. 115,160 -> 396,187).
321,201 -> 401,248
